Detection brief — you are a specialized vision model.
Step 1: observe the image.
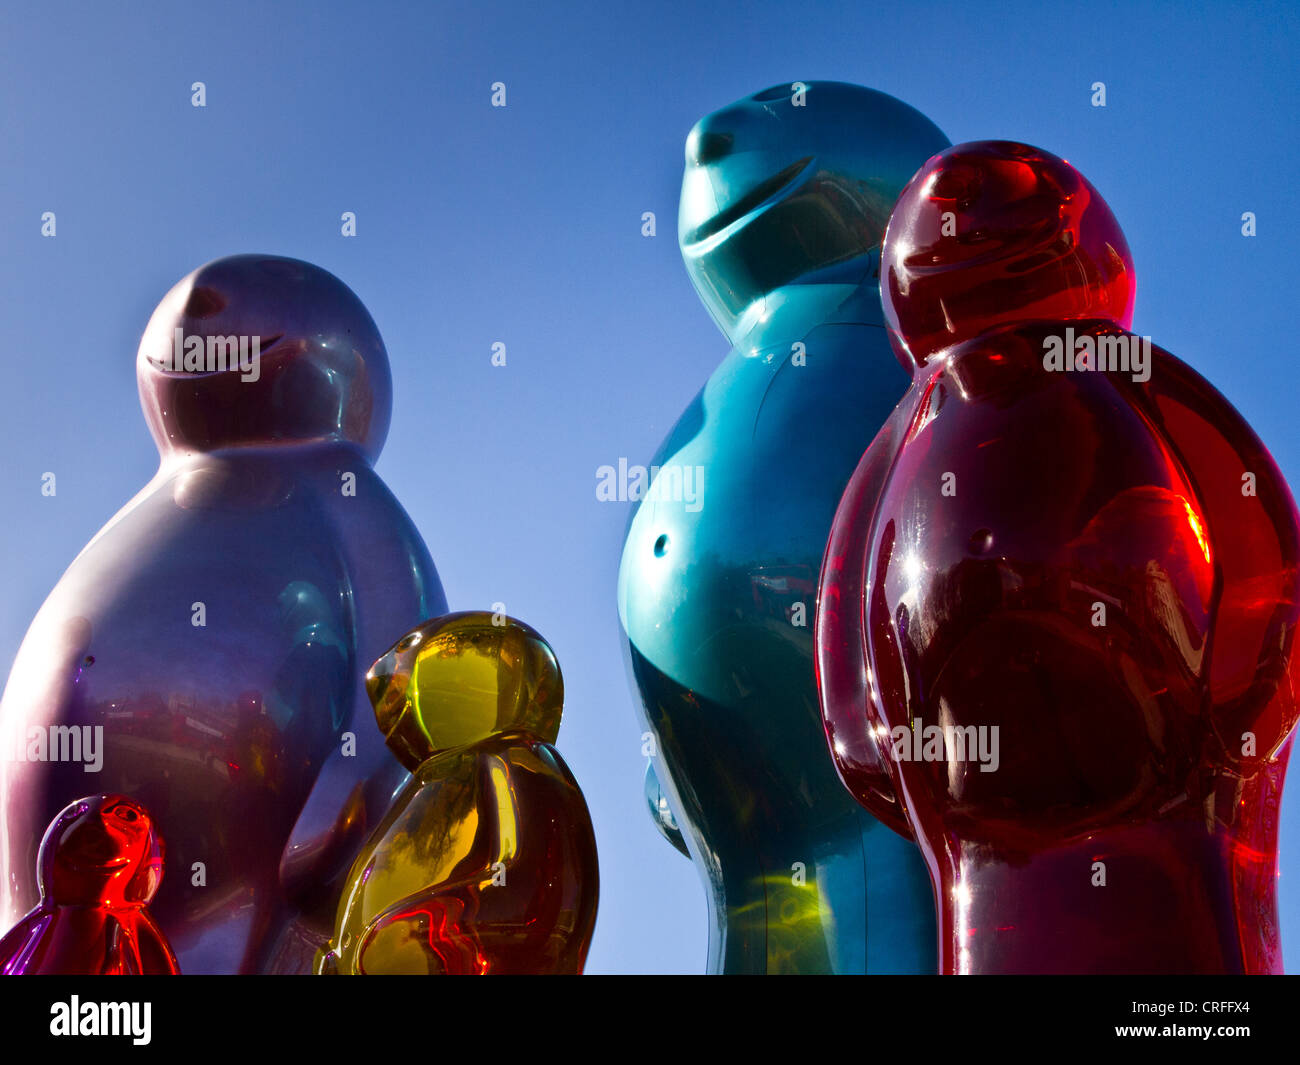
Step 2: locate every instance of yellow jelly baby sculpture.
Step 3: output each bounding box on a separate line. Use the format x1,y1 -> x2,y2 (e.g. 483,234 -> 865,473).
316,611 -> 599,974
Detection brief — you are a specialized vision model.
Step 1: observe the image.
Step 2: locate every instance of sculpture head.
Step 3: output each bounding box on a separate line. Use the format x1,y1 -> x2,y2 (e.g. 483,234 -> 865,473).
39,795 -> 164,907
366,611 -> 563,771
679,81 -> 950,343
136,254 -> 392,462
881,141 -> 1135,370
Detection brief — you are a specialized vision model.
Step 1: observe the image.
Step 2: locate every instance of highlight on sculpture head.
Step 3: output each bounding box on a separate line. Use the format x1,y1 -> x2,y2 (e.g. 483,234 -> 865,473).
0,794 -> 178,974
318,611 -> 599,975
618,80 -> 950,973
0,254 -> 448,973
816,140 -> 1300,974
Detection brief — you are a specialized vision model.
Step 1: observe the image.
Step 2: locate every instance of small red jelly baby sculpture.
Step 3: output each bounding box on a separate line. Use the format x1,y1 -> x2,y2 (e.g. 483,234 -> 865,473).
0,795 -> 178,974
816,140 -> 1300,974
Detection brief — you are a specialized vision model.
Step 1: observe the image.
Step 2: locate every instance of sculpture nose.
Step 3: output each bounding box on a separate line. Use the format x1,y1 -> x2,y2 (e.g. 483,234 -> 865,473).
365,653 -> 395,707
686,128 -> 734,165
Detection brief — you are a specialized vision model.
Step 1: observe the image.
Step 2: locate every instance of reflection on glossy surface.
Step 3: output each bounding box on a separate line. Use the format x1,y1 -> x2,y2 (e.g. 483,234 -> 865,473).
319,613 -> 598,974
0,255 -> 447,973
881,140 -> 1136,367
0,795 -> 178,974
618,82 -> 949,973
643,761 -> 689,858
817,141 -> 1300,973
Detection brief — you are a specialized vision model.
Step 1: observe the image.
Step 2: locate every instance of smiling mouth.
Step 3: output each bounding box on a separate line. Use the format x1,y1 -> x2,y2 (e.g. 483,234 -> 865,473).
685,156 -> 814,245
148,331 -> 285,375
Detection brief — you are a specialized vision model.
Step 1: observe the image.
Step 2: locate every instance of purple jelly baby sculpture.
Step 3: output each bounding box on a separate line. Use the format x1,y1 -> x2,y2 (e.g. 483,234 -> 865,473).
0,255 -> 447,973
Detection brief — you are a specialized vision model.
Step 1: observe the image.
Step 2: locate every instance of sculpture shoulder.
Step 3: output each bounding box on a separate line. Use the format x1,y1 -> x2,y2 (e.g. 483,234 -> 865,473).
0,908 -> 49,973
132,911 -> 181,975
291,449 -> 440,587
646,381 -> 709,469
438,732 -> 588,806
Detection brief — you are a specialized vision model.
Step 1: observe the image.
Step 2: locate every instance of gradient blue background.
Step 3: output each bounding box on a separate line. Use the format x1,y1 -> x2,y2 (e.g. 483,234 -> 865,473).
1,0 -> 1296,973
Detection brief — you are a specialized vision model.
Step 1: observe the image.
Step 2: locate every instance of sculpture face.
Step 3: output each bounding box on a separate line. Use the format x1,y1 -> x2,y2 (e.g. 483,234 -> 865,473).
880,141 -> 1135,368
0,794 -> 179,975
0,255 -> 445,973
620,83 -> 949,974
42,795 -> 163,907
137,254 -> 392,462
366,612 -> 564,770
679,81 -> 951,342
818,141 -> 1300,973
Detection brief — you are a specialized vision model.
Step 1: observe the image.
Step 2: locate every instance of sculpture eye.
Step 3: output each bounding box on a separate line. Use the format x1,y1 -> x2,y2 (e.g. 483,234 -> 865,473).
183,285 -> 225,318
113,805 -> 139,823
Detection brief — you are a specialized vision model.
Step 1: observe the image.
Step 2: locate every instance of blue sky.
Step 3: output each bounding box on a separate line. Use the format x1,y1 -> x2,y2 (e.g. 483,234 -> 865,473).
0,0 -> 1296,972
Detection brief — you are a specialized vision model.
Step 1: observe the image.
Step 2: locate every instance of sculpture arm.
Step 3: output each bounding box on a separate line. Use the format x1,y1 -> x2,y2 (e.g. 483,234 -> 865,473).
643,760 -> 690,857
279,460 -> 447,913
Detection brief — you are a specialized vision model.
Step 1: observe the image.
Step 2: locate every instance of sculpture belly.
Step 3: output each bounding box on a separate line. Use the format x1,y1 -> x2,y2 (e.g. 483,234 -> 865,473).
0,486 -> 353,973
618,334 -> 935,972
620,340 -> 902,824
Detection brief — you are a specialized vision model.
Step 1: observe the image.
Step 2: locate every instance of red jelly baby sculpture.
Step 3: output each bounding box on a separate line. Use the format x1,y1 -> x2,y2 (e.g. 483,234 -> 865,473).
0,795 -> 178,974
816,140 -> 1300,974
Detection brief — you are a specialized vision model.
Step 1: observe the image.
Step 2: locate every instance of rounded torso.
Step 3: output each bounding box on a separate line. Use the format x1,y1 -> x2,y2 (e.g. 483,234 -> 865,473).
842,322 -> 1300,972
618,301 -> 933,973
325,731 -> 598,975
0,445 -> 441,972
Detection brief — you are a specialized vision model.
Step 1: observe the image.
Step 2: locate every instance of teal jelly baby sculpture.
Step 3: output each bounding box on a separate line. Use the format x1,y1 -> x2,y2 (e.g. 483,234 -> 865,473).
0,255 -> 447,973
617,82 -> 948,973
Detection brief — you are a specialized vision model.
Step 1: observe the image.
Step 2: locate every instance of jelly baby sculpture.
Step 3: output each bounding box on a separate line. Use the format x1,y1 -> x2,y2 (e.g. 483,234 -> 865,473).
0,795 -> 178,974
618,81 -> 948,974
816,140 -> 1300,974
317,612 -> 599,975
0,255 -> 447,973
